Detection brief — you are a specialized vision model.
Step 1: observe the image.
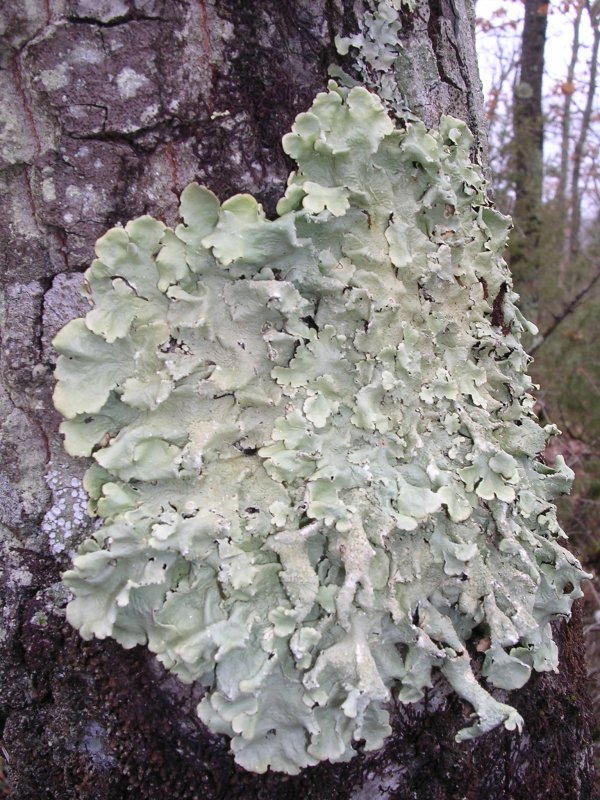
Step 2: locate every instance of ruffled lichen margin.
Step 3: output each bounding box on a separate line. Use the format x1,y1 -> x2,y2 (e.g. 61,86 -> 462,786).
53,80 -> 587,775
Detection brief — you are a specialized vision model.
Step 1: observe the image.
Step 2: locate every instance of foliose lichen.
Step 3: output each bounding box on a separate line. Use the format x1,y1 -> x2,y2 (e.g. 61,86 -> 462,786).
333,0 -> 415,116
53,81 -> 587,775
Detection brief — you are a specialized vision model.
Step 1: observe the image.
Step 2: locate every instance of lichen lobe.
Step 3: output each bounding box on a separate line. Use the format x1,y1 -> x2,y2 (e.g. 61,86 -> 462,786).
53,82 -> 587,775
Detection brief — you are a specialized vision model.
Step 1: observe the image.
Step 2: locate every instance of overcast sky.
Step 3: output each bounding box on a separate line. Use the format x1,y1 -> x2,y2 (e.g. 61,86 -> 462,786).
475,0 -> 599,205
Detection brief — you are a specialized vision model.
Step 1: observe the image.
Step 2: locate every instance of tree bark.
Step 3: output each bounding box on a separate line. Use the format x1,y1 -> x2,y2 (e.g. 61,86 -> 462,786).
0,1 -> 593,798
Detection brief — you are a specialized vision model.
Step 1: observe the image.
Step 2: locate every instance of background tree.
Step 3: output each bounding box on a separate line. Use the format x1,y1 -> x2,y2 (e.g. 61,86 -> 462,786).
0,1 -> 594,798
508,0 -> 549,316
477,0 -> 600,779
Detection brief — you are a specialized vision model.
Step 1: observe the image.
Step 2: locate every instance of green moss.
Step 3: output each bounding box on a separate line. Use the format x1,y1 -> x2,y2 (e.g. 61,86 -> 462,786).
54,82 -> 587,774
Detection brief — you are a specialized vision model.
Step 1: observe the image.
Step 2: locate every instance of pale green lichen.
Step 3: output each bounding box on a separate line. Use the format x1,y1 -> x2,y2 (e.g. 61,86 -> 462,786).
333,0 -> 415,115
54,82 -> 587,774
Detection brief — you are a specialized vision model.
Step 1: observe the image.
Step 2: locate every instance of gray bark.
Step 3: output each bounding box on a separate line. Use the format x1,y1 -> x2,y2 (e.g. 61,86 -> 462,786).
0,1 -> 593,798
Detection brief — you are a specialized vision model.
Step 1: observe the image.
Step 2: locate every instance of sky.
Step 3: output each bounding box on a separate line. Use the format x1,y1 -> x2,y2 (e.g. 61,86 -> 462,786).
475,0 -> 599,207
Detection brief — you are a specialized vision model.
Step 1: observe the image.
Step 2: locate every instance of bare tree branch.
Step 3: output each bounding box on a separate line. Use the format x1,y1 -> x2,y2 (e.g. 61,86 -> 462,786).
530,262 -> 600,353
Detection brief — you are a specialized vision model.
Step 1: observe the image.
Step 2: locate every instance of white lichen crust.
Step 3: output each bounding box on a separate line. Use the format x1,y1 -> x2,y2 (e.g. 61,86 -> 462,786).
54,83 -> 586,774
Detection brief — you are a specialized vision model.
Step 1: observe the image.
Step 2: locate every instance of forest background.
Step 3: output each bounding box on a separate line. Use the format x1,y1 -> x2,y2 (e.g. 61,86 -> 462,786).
476,0 -> 600,773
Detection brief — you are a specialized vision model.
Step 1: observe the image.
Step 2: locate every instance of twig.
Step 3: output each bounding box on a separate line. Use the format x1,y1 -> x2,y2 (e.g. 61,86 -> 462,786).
530,264 -> 600,354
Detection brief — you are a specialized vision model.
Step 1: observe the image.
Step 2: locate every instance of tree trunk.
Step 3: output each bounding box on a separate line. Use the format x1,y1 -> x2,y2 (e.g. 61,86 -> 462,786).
508,0 -> 549,317
0,1 -> 593,798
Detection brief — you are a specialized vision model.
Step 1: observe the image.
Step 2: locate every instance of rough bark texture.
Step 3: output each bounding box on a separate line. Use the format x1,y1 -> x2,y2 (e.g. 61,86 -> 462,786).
0,1 -> 594,798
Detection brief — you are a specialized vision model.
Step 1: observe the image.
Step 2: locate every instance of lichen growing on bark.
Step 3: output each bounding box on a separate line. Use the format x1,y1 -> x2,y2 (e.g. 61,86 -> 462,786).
53,82 -> 587,774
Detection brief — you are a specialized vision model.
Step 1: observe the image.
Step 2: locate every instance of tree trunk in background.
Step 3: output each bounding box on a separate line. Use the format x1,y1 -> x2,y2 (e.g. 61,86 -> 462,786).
0,1 -> 593,798
508,0 -> 549,317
